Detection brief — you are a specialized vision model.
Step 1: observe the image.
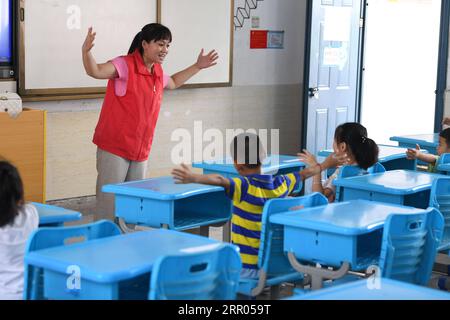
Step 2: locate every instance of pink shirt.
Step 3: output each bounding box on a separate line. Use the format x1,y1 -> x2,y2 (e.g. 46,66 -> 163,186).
111,56 -> 170,96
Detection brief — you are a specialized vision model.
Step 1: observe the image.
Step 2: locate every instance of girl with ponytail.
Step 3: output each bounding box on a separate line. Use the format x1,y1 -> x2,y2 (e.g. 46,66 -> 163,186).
81,23 -> 218,221
299,123 -> 379,202
0,161 -> 38,300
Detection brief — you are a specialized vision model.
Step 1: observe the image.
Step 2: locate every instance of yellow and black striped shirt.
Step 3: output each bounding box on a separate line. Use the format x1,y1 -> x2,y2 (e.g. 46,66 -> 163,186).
226,173 -> 301,270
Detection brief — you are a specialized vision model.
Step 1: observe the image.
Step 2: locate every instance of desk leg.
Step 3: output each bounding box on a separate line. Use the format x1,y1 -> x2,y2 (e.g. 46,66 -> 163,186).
434,253 -> 450,275
222,221 -> 231,243
199,226 -> 209,237
287,252 -> 350,290
116,218 -> 137,234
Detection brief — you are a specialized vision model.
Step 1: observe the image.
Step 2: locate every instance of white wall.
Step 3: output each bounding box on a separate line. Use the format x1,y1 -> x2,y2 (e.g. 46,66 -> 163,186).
233,0 -> 306,86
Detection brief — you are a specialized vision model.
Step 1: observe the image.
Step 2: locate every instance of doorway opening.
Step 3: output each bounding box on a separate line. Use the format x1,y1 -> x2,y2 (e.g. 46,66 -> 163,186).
360,0 -> 442,145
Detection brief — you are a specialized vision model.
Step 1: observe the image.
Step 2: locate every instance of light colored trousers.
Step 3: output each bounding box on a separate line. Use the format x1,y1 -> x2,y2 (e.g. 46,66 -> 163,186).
95,148 -> 147,221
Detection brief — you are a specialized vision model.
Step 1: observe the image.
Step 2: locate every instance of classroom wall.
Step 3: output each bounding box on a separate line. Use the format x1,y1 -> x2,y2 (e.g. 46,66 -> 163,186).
21,0 -> 307,201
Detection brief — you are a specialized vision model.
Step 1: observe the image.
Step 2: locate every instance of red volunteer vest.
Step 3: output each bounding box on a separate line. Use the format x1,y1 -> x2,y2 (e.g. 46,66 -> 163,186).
93,50 -> 164,161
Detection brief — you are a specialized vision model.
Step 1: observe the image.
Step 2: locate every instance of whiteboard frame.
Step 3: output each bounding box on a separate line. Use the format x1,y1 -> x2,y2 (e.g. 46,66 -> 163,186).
157,0 -> 234,89
17,0 -> 158,101
17,0 -> 234,101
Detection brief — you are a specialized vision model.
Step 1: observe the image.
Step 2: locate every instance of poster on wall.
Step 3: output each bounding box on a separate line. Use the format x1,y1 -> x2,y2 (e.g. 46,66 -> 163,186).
250,30 -> 268,49
250,30 -> 285,49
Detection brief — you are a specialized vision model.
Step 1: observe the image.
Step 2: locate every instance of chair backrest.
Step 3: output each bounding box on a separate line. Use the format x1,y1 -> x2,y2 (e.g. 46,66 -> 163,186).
379,208 -> 444,285
149,243 -> 241,300
258,193 -> 328,276
436,153 -> 450,174
438,153 -> 450,165
429,177 -> 450,251
367,162 -> 386,174
24,220 -> 121,300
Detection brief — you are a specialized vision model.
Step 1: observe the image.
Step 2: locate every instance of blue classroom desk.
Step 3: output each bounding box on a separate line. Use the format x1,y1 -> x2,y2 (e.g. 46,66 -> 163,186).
102,176 -> 231,237
318,145 -> 419,171
333,170 -> 446,209
288,279 -> 450,300
33,202 -> 82,227
270,200 -> 425,272
390,134 -> 439,156
25,229 -> 222,300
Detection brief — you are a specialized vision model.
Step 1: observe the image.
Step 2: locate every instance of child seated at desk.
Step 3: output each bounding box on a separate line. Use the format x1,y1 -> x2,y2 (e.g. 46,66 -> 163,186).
406,128 -> 450,173
298,123 -> 379,203
0,161 -> 38,300
172,133 -> 345,279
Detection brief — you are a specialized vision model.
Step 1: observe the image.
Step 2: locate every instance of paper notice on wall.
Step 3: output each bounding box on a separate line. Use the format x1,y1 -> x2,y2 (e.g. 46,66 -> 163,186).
323,7 -> 352,42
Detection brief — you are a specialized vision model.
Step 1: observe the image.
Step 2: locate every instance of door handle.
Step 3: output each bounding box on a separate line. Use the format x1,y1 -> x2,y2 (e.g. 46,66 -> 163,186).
309,87 -> 319,98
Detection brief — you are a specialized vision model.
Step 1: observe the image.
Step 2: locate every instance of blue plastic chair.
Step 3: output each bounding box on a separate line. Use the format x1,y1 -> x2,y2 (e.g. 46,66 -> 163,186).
379,208 -> 444,285
438,153 -> 450,165
335,163 -> 385,202
367,162 -> 387,174
149,243 -> 241,300
238,193 -> 328,298
429,177 -> 450,251
24,220 -> 121,300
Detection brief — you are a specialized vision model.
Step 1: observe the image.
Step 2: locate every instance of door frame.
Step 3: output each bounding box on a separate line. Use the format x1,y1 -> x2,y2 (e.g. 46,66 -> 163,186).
302,0 -> 450,149
435,0 -> 450,132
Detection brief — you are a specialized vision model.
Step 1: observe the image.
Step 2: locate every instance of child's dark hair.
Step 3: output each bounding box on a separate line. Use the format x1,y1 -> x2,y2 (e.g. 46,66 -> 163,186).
0,161 -> 24,228
128,23 -> 172,55
440,128 -> 450,148
335,123 -> 379,170
230,133 -> 266,169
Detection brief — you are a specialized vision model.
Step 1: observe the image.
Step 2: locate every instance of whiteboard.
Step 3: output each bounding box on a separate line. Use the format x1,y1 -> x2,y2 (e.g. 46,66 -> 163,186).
158,0 -> 233,87
19,0 -> 157,96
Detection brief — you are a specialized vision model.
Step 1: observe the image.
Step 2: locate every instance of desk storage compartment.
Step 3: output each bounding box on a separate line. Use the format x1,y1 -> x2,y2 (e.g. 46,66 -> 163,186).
404,190 -> 431,209
284,226 -> 383,271
172,192 -> 231,230
115,191 -> 231,230
44,270 -> 119,300
340,188 -> 402,205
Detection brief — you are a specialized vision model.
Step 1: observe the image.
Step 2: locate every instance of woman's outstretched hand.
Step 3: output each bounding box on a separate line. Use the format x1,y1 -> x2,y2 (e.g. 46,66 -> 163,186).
195,49 -> 219,69
82,27 -> 96,53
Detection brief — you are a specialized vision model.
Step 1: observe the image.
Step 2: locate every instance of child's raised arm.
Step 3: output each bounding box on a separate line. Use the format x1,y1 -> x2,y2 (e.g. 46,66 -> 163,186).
82,27 -> 118,80
298,151 -> 349,181
171,164 -> 230,193
406,144 -> 438,164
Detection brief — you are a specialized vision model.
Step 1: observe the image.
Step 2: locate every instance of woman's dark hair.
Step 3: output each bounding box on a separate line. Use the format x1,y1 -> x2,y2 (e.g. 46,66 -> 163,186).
0,161 -> 24,228
230,133 -> 266,169
334,123 -> 379,170
128,23 -> 172,55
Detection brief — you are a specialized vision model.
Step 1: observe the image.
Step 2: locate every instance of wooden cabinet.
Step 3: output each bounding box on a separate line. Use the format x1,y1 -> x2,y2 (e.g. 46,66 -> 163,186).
0,108 -> 46,203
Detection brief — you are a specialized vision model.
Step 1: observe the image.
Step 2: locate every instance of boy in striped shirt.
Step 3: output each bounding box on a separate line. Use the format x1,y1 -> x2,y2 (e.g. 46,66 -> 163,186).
172,133 -> 343,278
